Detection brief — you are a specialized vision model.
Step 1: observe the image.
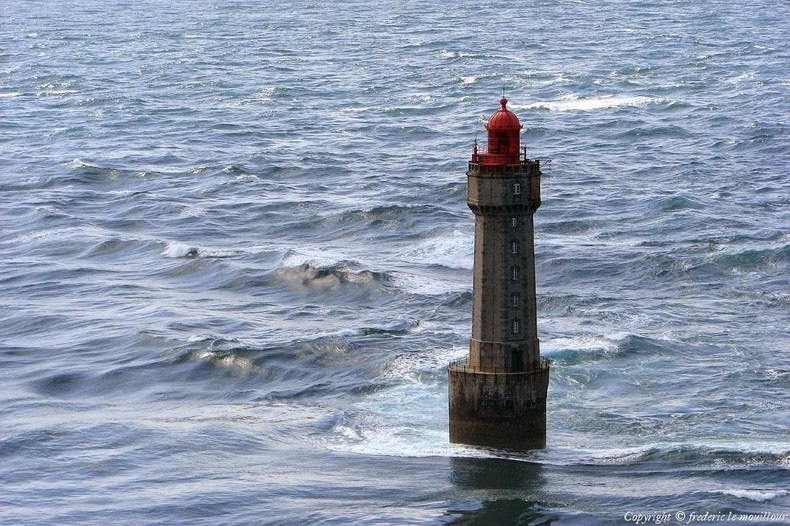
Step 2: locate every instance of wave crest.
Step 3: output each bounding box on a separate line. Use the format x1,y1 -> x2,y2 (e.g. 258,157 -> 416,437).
515,95 -> 667,112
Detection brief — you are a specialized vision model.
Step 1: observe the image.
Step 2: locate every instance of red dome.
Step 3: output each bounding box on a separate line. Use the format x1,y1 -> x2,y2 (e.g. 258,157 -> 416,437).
486,97 -> 521,131
475,97 -> 523,164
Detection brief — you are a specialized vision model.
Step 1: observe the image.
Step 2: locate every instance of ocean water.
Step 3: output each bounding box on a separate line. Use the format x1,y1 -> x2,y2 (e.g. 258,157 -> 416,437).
1,0 -> 788,524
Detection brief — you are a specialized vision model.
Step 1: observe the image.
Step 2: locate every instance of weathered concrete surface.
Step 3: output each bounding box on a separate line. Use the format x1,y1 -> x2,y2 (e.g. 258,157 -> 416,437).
467,161 -> 542,371
449,360 -> 549,451
448,153 -> 549,451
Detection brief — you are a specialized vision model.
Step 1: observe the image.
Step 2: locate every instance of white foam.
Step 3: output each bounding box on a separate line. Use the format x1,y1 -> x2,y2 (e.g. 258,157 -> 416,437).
513,95 -> 663,112
380,346 -> 466,382
316,328 -> 361,339
190,349 -> 261,375
389,271 -> 467,296
328,419 -> 490,459
409,92 -> 433,103
68,158 -> 91,168
581,445 -> 655,465
280,248 -> 343,269
40,89 -> 78,96
321,345 -> 790,464
161,241 -> 197,258
459,76 -> 476,85
178,205 -> 206,218
319,346 -> 486,458
198,248 -> 240,258
715,488 -> 788,502
541,334 -> 621,355
11,226 -> 80,244
535,441 -> 790,467
398,230 -> 473,269
341,106 -> 369,113
213,353 -> 261,375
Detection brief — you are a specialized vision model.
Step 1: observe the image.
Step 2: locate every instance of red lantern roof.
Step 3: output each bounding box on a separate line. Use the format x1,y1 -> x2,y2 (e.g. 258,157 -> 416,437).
485,97 -> 522,131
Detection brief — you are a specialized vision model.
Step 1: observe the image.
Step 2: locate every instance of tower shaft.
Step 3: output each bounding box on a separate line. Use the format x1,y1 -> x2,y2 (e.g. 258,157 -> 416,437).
468,161 -> 541,372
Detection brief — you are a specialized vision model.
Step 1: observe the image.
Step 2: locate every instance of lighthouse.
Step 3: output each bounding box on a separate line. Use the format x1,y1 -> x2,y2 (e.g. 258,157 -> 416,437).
448,97 -> 549,451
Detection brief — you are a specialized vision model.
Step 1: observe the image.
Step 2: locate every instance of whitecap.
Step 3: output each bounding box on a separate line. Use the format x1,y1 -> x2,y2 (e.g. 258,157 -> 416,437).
198,248 -> 240,258
341,106 -> 369,113
188,349 -> 261,375
312,328 -> 361,339
68,158 -> 91,168
381,346 -> 466,382
187,334 -> 216,343
541,334 -> 622,356
533,441 -> 790,467
388,271 -> 467,296
514,95 -> 665,112
715,488 -> 788,502
280,248 -> 344,269
333,328 -> 360,337
318,346 -> 479,458
161,241 -> 198,258
398,230 -> 473,269
178,205 -> 205,218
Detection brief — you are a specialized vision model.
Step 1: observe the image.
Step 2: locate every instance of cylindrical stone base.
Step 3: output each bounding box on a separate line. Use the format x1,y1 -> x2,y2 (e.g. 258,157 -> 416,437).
448,360 -> 549,451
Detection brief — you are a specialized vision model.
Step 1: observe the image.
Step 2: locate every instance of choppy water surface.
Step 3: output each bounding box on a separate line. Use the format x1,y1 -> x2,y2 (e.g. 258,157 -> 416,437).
1,1 -> 788,524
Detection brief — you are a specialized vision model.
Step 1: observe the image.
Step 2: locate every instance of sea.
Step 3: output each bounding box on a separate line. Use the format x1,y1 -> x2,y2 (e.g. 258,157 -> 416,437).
1,1 -> 788,524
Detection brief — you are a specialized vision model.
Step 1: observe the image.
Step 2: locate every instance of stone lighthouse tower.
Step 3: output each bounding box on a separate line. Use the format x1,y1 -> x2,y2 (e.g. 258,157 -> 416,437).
448,97 -> 549,451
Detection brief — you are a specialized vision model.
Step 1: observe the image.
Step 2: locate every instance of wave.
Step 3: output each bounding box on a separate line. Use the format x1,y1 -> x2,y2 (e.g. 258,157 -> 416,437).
540,333 -> 683,365
532,442 -> 790,469
514,95 -> 668,112
713,488 -> 788,502
541,334 -> 623,359
277,250 -> 472,297
158,326 -> 432,401
322,368 -> 790,467
388,270 -> 469,296
159,240 -> 254,259
656,243 -> 789,278
709,244 -> 789,271
397,229 -> 473,270
655,194 -> 709,212
220,164 -> 254,176
317,344 -> 464,457
161,241 -> 198,258
65,158 -> 151,182
340,204 -> 449,225
30,372 -> 89,398
274,260 -> 391,289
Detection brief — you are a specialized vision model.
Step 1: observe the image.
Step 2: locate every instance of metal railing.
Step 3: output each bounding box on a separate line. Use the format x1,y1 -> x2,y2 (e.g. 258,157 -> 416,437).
469,147 -> 540,163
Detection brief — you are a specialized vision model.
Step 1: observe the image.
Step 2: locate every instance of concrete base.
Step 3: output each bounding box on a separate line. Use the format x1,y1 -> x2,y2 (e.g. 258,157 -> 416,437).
448,360 -> 549,451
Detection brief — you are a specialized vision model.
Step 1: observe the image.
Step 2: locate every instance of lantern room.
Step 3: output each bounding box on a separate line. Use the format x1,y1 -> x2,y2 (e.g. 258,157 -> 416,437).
472,97 -> 523,166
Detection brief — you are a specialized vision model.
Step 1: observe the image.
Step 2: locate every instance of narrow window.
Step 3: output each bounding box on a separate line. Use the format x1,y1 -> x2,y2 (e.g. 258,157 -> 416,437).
513,183 -> 521,195
511,217 -> 518,227
512,294 -> 519,307
498,132 -> 509,153
511,240 -> 519,254
512,320 -> 520,334
512,266 -> 519,281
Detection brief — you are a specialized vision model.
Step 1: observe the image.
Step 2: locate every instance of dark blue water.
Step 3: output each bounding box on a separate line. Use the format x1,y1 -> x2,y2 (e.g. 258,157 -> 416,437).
1,1 -> 788,524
